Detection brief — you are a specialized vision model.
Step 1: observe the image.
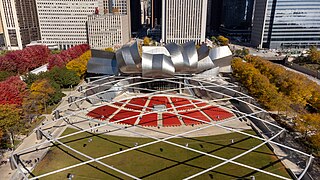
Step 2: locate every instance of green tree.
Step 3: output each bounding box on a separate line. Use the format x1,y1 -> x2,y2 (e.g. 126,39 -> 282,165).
210,36 -> 219,45
51,49 -> 62,54
0,71 -> 14,81
47,67 -> 80,88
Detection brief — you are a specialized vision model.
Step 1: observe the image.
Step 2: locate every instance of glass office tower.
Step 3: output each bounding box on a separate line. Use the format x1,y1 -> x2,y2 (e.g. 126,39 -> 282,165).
252,0 -> 320,49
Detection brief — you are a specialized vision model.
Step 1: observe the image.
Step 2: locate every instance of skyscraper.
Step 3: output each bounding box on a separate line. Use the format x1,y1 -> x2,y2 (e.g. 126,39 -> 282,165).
206,0 -> 222,35
151,0 -> 161,28
219,0 -> 254,41
162,0 -> 208,44
251,0 -> 320,49
104,0 -> 129,14
0,15 -> 4,47
88,14 -> 130,49
221,0 -> 253,29
103,0 -> 131,36
130,0 -> 141,34
88,0 -> 131,48
36,0 -> 103,50
0,0 -> 40,50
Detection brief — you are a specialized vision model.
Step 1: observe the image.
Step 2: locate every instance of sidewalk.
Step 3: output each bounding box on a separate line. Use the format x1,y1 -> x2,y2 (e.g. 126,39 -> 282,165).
0,94 -> 71,180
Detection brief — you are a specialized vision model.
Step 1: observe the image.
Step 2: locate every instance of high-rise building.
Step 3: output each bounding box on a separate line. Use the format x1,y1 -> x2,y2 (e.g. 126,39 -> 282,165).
130,0 -> 141,34
0,15 -> 4,47
103,0 -> 131,35
0,15 -> 3,34
104,0 -> 129,14
0,0 -> 40,50
88,0 -> 131,48
206,0 -> 222,35
151,0 -> 161,28
36,0 -> 103,50
219,0 -> 254,41
221,0 -> 253,29
141,0 -> 149,24
88,14 -> 130,49
162,0 -> 208,44
251,0 -> 320,49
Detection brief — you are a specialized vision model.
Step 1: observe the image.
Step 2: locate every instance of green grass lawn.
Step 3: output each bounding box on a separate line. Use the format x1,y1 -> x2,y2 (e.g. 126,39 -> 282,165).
32,128 -> 291,180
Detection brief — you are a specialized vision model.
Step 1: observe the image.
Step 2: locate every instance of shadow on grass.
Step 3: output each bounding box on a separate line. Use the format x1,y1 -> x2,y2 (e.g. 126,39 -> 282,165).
55,129 -> 254,179
30,142 -> 124,179
32,115 -> 288,179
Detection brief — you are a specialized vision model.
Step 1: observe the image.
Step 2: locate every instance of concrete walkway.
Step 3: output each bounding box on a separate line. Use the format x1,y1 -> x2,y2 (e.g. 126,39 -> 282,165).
0,93 -> 71,180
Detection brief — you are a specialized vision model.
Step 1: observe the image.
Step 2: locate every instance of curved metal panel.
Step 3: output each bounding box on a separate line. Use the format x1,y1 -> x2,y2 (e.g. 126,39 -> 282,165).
116,45 -> 140,74
209,46 -> 232,61
194,67 -> 220,78
129,41 -> 142,65
142,53 -> 175,78
164,42 -> 184,72
181,41 -> 198,72
87,57 -> 118,75
196,56 -> 215,73
197,44 -> 209,60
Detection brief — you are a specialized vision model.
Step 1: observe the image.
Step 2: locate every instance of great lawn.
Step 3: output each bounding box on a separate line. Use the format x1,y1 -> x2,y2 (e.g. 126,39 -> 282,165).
32,128 -> 291,179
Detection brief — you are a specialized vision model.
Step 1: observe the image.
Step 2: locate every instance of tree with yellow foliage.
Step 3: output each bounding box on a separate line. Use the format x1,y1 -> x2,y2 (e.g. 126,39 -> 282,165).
29,79 -> 56,113
66,50 -> 92,77
0,104 -> 22,147
104,47 -> 114,52
217,35 -> 229,46
143,37 -> 151,46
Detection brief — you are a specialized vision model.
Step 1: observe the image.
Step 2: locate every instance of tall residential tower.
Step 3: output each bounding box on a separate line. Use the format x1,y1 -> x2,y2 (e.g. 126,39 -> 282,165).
162,0 -> 208,44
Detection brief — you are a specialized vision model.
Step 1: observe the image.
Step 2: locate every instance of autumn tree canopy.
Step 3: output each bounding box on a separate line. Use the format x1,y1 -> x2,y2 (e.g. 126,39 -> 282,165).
0,76 -> 27,106
217,35 -> 229,46
0,45 -> 50,74
48,44 -> 90,69
66,50 -> 92,77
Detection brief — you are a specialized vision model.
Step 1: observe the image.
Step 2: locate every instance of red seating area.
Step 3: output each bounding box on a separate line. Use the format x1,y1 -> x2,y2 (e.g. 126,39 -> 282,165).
162,113 -> 181,127
113,100 -> 126,107
147,96 -> 172,111
171,97 -> 195,111
202,107 -> 233,121
192,100 -> 207,107
86,96 -> 233,127
87,106 -> 118,120
180,110 -> 211,125
124,97 -> 148,110
139,113 -> 158,126
110,110 -> 140,125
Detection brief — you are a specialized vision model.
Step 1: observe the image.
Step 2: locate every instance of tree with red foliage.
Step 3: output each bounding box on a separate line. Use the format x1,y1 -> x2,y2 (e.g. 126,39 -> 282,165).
47,44 -> 90,70
47,54 -> 66,69
0,56 -> 17,72
0,76 -> 27,106
0,45 -> 50,74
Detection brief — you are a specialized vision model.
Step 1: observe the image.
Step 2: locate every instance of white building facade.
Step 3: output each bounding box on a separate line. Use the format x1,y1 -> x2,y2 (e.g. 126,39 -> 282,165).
88,14 -> 130,49
36,0 -> 103,50
162,0 -> 208,44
